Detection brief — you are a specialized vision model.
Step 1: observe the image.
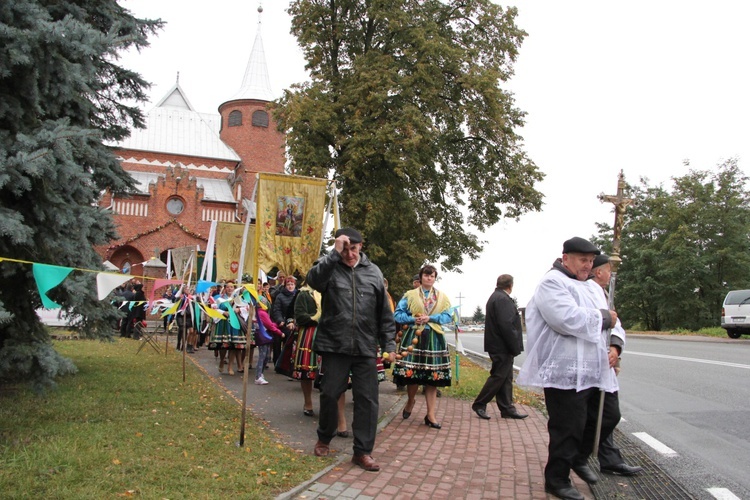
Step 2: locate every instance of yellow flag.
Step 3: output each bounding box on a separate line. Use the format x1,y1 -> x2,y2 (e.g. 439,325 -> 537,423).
160,301 -> 180,317
201,303 -> 227,320
255,173 -> 327,276
215,222 -> 255,282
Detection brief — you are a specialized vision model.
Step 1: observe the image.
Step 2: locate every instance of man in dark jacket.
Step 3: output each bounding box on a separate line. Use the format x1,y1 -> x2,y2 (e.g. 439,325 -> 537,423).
306,227 -> 396,472
472,274 -> 528,420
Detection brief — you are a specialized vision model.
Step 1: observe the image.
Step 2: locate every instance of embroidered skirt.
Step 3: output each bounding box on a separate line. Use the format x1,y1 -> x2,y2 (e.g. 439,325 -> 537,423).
392,325 -> 451,387
207,320 -> 246,350
292,325 -> 319,380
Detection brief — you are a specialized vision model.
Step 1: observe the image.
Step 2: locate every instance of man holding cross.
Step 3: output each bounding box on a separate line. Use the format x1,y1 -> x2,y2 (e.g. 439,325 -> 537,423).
517,237 -> 622,500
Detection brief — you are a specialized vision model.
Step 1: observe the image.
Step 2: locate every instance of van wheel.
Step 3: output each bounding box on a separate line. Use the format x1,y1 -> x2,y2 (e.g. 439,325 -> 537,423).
726,329 -> 742,339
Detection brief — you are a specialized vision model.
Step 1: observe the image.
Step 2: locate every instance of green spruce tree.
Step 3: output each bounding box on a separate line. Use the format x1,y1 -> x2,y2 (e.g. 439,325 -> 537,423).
0,1 -> 161,389
276,0 -> 543,298
472,305 -> 485,323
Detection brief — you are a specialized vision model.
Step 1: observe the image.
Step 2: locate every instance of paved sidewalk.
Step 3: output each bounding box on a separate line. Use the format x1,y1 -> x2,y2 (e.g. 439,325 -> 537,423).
283,398 -> 592,500
182,340 -> 691,500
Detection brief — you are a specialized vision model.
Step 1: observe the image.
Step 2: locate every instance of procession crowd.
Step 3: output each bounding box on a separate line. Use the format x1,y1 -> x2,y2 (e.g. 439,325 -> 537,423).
113,229 -> 642,500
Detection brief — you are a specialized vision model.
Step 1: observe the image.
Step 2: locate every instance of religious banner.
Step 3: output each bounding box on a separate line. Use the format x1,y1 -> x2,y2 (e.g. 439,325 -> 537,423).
255,173 -> 328,276
170,245 -> 196,280
215,222 -> 256,282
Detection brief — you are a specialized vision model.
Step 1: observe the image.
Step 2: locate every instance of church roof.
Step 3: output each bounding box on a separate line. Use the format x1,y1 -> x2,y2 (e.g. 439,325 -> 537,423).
124,170 -> 235,203
114,82 -> 241,162
224,17 -> 274,103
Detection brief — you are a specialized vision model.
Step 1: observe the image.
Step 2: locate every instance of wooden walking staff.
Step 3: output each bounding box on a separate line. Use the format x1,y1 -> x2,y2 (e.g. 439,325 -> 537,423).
593,170 -> 633,455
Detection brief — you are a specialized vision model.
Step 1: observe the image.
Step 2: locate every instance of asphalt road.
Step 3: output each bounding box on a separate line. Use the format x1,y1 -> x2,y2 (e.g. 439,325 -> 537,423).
451,331 -> 750,500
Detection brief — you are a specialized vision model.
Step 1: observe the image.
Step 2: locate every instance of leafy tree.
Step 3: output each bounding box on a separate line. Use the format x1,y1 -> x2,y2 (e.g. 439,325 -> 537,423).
471,305 -> 485,323
596,159 -> 750,330
276,0 -> 543,299
0,1 -> 161,389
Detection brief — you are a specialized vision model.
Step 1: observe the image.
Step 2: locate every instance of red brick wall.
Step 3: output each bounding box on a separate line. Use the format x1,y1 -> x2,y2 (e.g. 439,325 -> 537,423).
218,98 -> 286,196
96,102 -> 286,290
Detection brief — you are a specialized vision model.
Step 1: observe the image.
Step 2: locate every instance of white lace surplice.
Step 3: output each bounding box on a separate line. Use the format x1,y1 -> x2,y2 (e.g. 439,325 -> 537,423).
517,269 -> 621,393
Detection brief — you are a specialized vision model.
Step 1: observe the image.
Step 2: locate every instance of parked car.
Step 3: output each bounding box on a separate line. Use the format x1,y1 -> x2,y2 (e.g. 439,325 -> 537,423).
721,290 -> 750,338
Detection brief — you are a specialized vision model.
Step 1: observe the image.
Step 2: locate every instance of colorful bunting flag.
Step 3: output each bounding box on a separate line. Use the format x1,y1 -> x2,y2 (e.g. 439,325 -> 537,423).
33,263 -> 74,309
96,272 -> 132,300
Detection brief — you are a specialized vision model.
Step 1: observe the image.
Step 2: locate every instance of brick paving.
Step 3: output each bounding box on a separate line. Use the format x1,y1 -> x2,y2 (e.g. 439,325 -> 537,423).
183,341 -> 689,500
280,398 -> 592,500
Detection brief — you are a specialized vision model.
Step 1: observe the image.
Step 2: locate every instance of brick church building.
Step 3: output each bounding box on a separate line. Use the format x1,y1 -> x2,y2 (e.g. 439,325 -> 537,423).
96,16 -> 285,286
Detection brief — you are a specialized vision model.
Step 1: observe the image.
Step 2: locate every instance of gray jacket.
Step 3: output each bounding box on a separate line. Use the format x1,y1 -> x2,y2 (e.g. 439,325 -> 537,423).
306,250 -> 396,357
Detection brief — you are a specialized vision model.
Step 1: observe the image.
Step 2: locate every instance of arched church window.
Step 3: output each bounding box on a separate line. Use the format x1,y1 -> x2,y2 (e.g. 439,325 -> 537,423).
252,110 -> 269,128
228,110 -> 242,127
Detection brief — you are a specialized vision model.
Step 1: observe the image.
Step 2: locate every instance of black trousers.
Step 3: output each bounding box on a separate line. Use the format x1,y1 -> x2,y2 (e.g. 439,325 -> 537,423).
317,353 -> 379,456
543,387 -> 620,487
597,392 -> 624,468
472,353 -> 516,414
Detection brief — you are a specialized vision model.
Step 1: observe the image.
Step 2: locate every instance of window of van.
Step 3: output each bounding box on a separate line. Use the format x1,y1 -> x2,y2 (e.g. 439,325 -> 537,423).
724,290 -> 750,305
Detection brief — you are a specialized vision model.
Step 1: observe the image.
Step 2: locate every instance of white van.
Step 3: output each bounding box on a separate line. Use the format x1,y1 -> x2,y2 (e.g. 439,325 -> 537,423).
721,290 -> 750,338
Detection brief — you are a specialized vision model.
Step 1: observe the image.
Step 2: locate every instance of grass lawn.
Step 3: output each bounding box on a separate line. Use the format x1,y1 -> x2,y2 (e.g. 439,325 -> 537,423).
442,348 -> 545,412
0,338 -> 325,499
629,326 -> 729,338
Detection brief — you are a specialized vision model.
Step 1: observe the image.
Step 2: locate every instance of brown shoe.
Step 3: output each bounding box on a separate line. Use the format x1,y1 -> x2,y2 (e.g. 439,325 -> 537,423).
313,440 -> 330,457
351,454 -> 380,472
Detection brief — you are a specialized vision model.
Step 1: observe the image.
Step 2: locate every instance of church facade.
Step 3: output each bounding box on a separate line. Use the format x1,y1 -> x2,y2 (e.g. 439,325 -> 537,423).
96,23 -> 285,283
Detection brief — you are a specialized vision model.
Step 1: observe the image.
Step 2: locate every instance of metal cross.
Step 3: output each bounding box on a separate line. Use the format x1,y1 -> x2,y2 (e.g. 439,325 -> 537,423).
598,170 -> 633,274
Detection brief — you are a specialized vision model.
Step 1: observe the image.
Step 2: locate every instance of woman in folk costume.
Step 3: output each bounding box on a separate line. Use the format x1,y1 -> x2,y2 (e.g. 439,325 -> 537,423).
207,281 -> 247,375
393,264 -> 453,429
295,272 -> 349,436
292,281 -> 321,413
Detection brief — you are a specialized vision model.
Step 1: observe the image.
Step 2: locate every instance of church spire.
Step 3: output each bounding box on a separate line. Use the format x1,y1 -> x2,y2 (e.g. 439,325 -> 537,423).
225,4 -> 274,103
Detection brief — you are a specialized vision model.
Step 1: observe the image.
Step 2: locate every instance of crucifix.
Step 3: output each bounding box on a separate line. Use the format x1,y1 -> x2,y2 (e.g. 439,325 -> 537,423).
598,170 -> 633,278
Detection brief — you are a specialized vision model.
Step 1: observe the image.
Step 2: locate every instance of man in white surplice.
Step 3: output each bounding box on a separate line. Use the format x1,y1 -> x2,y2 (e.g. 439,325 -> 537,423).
517,237 -> 622,500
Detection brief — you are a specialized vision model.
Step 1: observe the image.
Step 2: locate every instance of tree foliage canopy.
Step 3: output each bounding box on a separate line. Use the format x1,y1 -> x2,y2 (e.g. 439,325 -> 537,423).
0,0 -> 161,388
595,159 -> 750,331
276,0 -> 543,297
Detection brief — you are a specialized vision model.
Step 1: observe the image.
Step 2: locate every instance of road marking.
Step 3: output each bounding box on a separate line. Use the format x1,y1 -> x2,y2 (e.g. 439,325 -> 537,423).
627,351 -> 750,370
707,488 -> 741,500
632,432 -> 678,457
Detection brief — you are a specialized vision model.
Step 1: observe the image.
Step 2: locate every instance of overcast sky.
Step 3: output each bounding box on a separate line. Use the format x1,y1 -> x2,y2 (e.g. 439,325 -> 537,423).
119,0 -> 750,315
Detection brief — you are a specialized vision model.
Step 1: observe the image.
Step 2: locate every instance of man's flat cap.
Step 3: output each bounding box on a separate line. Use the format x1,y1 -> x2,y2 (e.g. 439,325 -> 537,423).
593,253 -> 610,268
412,274 -> 420,282
334,227 -> 363,243
562,237 -> 601,255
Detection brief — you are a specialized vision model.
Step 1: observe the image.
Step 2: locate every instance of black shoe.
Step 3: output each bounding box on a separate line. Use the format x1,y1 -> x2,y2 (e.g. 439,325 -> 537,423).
572,464 -> 599,484
424,416 -> 441,429
501,410 -> 528,419
473,407 -> 491,420
303,408 -> 314,417
403,399 -> 415,419
544,483 -> 584,500
600,463 -> 643,476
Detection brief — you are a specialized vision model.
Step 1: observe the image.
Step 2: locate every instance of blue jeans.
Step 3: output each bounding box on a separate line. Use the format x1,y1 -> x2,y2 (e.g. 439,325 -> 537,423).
255,344 -> 270,380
